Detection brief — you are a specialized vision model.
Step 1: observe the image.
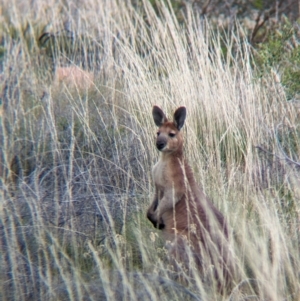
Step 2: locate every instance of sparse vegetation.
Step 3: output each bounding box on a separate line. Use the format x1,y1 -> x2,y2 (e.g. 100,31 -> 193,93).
0,0 -> 299,300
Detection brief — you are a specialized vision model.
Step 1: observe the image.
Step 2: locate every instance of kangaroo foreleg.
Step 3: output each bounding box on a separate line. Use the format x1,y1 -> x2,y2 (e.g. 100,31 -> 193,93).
147,195 -> 164,229
155,189 -> 183,227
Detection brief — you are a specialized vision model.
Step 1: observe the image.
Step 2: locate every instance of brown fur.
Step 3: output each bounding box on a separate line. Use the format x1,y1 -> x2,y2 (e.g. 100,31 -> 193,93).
54,67 -> 94,89
147,106 -> 236,293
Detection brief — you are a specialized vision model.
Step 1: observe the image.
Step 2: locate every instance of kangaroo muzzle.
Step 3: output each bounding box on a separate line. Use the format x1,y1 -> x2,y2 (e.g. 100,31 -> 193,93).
156,137 -> 167,151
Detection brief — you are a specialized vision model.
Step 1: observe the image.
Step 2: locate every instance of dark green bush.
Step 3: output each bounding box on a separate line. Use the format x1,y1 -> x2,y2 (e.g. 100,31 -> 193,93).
254,18 -> 300,100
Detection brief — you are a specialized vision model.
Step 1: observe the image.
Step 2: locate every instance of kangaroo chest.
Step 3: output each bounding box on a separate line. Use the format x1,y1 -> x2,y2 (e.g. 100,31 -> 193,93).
152,160 -> 167,188
152,158 -> 183,189
152,159 -> 176,202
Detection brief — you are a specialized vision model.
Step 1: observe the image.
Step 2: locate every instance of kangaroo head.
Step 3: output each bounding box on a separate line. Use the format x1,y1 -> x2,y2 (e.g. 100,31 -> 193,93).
152,105 -> 186,153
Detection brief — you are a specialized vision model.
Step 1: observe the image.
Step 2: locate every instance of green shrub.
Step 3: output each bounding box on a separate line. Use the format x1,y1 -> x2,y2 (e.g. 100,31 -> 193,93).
254,18 -> 300,100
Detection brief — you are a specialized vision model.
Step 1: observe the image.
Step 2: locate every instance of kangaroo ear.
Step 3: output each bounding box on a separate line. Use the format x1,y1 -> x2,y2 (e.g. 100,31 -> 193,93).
152,105 -> 168,127
173,106 -> 186,130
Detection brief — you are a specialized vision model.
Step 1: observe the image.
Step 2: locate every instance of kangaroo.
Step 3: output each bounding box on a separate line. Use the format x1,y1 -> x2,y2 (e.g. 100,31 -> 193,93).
147,105 -> 235,293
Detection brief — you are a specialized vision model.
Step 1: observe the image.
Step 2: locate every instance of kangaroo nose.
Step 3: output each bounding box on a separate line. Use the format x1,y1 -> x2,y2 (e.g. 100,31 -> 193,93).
156,141 -> 165,150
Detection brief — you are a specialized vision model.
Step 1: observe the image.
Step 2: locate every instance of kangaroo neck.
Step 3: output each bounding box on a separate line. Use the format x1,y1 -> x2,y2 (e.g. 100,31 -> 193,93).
160,148 -> 184,161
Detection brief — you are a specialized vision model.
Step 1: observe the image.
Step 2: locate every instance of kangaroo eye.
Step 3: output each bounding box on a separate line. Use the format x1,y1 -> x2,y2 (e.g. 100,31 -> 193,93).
157,132 -> 160,136
169,133 -> 176,138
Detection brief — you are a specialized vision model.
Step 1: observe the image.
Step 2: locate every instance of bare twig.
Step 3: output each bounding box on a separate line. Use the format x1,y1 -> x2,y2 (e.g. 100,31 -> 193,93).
201,0 -> 213,15
275,123 -> 300,167
255,145 -> 300,168
250,0 -> 293,44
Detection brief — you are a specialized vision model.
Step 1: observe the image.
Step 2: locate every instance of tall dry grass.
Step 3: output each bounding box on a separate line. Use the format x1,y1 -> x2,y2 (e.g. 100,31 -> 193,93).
0,0 -> 299,300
